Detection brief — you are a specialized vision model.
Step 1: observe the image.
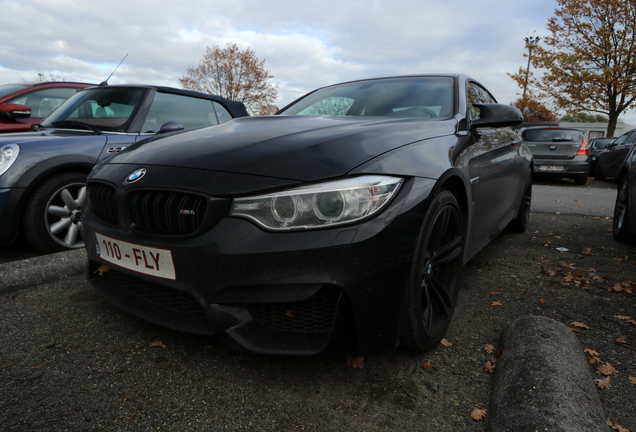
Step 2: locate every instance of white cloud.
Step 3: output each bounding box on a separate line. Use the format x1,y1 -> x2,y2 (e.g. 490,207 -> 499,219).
2,0 -> 636,125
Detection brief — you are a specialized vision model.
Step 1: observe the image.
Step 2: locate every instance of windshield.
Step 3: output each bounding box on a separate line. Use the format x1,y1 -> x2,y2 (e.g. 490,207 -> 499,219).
41,87 -> 146,132
278,77 -> 454,119
0,84 -> 28,99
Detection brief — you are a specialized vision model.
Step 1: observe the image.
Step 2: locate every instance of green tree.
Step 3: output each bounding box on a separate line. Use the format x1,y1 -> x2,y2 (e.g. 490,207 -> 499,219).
509,0 -> 636,136
179,43 -> 278,116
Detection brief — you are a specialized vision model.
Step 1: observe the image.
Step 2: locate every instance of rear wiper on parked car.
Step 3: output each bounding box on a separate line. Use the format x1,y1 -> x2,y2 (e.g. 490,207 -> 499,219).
551,138 -> 573,142
50,120 -> 102,135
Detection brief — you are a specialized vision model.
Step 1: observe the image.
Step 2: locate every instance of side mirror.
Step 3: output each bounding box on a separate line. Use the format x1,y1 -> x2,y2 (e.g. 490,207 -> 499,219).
157,121 -> 184,134
471,103 -> 523,128
0,103 -> 32,119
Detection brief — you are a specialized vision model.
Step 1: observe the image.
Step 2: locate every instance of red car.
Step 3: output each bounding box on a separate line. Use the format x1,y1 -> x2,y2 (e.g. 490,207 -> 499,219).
0,81 -> 95,133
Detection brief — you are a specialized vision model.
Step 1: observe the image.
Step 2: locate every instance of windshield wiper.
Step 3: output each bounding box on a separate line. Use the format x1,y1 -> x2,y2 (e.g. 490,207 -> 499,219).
50,120 -> 102,135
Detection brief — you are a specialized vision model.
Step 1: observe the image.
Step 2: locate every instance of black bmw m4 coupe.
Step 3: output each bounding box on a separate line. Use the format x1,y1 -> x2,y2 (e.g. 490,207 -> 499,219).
82,74 -> 532,355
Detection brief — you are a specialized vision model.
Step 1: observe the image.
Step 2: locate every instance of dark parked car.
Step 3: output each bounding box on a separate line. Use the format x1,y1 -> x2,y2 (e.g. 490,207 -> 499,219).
0,81 -> 94,133
594,129 -> 636,180
83,74 -> 532,355
520,126 -> 590,184
0,84 -> 248,253
588,137 -> 615,174
613,136 -> 636,243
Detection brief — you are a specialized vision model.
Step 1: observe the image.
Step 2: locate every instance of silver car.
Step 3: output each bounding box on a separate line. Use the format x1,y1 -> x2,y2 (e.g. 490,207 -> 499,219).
520,126 -> 590,185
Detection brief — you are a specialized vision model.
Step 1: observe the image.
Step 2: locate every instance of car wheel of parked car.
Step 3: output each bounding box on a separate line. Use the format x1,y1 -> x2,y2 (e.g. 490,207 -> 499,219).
401,190 -> 463,352
573,175 -> 588,185
613,175 -> 635,243
23,172 -> 87,253
507,172 -> 532,232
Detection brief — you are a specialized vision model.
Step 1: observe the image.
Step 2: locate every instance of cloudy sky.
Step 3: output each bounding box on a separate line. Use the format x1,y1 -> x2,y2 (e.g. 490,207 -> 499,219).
2,0 -> 632,124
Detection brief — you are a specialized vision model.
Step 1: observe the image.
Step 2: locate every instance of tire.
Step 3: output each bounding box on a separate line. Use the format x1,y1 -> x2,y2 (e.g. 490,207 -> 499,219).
573,175 -> 588,185
22,172 -> 87,253
401,190 -> 464,352
508,172 -> 532,232
613,176 -> 635,243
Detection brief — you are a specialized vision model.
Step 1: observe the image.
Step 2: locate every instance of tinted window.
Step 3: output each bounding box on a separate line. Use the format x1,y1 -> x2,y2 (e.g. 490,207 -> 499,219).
213,101 -> 233,124
523,129 -> 582,142
9,87 -> 80,118
279,77 -> 454,118
142,93 -> 220,133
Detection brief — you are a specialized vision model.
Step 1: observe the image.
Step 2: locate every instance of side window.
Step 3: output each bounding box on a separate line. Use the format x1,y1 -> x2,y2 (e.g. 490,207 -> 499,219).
612,133 -> 630,146
8,87 -> 80,118
626,132 -> 636,144
142,93 -> 219,133
467,82 -> 496,120
213,102 -> 233,124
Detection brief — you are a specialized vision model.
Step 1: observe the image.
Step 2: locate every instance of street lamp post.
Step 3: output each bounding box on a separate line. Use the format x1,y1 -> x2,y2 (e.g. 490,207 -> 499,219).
523,35 -> 541,98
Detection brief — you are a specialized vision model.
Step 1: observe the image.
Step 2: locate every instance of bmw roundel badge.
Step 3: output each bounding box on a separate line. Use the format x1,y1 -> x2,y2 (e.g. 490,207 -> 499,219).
125,168 -> 147,184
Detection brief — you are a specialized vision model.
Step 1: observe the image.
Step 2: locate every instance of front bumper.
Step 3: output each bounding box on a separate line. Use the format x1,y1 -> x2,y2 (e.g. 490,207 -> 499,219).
83,176 -> 436,355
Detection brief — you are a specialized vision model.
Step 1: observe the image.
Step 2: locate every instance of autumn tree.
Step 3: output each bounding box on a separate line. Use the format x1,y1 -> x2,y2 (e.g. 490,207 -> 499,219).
179,43 -> 278,116
560,112 -> 609,122
509,0 -> 636,136
512,96 -> 558,122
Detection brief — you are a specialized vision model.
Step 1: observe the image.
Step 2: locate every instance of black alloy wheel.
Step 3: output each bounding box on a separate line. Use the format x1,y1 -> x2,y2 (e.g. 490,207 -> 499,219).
613,175 -> 635,243
401,190 -> 464,352
23,172 -> 87,253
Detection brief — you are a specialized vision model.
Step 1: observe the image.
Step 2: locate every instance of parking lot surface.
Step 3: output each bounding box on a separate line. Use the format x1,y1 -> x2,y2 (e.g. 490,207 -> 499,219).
1,179 -> 635,431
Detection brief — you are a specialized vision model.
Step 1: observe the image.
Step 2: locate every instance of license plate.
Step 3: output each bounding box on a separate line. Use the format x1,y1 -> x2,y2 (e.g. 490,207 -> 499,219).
94,232 -> 176,280
538,165 -> 564,172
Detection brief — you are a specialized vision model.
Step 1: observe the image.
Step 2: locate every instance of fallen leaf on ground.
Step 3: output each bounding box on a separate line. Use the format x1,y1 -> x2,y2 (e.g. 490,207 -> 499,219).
345,355 -> 365,369
607,418 -> 629,432
93,265 -> 111,276
615,337 -> 626,344
615,315 -> 632,320
470,407 -> 487,421
484,344 -> 494,354
588,356 -> 602,364
421,360 -> 433,370
484,361 -> 496,373
539,298 -> 545,304
572,321 -> 590,329
628,376 -> 636,385
583,248 -> 595,256
569,327 -> 580,333
597,363 -> 619,376
441,338 -> 452,347
594,376 -> 611,389
486,291 -> 502,295
150,341 -> 166,349
491,301 -> 503,307
628,319 -> 636,325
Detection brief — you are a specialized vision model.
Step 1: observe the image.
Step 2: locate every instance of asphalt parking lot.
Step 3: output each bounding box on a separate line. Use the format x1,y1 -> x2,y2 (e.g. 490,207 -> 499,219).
1,178 -> 634,431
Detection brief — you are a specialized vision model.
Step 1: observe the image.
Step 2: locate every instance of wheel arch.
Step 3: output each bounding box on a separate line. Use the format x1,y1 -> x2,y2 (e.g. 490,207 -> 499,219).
11,155 -> 94,233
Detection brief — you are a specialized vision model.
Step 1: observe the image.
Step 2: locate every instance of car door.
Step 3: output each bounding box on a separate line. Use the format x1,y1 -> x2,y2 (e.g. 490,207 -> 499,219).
606,131 -> 636,178
466,82 -> 523,244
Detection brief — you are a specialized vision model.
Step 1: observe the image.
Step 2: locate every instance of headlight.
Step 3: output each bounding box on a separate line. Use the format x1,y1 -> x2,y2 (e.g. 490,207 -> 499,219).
230,175 -> 403,230
0,144 -> 20,177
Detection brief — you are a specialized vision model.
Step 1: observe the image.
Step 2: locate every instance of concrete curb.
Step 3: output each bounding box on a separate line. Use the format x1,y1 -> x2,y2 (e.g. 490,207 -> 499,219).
488,316 -> 609,431
0,248 -> 87,295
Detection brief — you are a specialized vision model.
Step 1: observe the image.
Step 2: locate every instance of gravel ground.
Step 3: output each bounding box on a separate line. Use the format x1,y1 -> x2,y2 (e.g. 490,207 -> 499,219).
1,211 -> 634,431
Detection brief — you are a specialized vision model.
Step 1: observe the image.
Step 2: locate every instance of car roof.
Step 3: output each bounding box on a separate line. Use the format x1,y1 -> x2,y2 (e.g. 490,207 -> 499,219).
82,84 -> 247,110
4,81 -> 95,87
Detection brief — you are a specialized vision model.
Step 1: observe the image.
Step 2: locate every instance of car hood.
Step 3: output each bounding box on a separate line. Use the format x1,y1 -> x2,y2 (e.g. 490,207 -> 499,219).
111,115 -> 457,181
